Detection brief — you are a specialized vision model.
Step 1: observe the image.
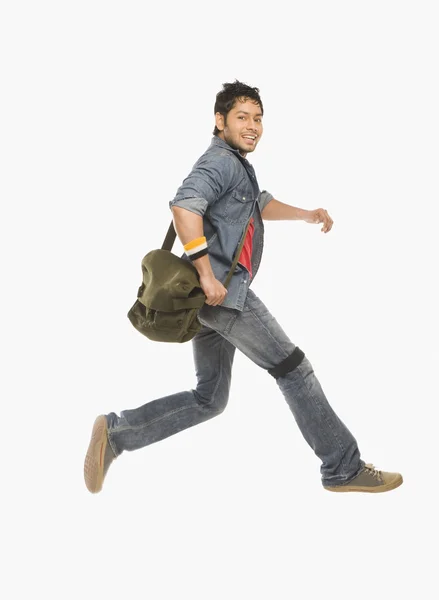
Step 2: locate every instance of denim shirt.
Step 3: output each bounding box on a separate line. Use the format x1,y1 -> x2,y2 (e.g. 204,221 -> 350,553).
169,136 -> 273,311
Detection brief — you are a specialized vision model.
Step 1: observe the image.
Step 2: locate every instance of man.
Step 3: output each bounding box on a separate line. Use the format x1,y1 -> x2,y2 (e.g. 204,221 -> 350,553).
84,80 -> 403,494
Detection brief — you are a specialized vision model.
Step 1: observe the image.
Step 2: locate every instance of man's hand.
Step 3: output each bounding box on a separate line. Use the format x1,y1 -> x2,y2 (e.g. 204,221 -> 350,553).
199,273 -> 228,306
303,208 -> 334,233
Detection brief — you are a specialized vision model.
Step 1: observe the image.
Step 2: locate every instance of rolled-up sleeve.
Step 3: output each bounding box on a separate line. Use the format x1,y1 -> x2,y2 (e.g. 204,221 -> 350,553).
259,190 -> 274,213
169,154 -> 237,216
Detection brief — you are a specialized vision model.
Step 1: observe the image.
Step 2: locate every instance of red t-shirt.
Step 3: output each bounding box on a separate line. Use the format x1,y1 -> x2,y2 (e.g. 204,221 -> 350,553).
238,217 -> 255,278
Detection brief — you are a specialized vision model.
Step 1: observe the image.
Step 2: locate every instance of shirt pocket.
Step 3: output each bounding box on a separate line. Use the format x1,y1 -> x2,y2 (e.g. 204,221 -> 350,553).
223,188 -> 253,225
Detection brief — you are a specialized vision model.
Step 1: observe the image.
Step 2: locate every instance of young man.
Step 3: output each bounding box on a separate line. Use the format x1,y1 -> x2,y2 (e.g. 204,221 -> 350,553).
84,80 -> 403,494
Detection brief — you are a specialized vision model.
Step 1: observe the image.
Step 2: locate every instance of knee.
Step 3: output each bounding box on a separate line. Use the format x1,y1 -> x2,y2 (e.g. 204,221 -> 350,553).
267,346 -> 305,379
194,387 -> 229,415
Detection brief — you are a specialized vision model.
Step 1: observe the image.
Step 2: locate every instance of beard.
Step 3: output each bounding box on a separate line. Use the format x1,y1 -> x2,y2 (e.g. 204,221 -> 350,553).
223,131 -> 257,155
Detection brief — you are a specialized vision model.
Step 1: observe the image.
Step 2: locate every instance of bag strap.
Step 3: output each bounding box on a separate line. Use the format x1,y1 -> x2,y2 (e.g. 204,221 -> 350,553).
173,297 -> 205,311
162,218 -> 252,290
161,221 -> 177,252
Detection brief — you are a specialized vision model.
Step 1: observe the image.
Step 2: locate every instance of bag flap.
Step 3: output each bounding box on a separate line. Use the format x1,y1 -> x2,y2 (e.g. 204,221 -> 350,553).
138,249 -> 205,311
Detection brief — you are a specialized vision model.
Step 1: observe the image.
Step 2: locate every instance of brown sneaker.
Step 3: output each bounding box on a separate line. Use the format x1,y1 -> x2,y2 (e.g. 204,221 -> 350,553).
324,463 -> 403,493
84,415 -> 116,493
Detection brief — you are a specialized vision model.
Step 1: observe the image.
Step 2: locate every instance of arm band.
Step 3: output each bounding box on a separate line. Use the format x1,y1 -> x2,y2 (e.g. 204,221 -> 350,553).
183,236 -> 208,261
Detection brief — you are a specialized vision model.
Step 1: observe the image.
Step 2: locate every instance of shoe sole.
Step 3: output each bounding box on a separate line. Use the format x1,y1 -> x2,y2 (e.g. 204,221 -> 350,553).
324,474 -> 403,493
84,415 -> 108,494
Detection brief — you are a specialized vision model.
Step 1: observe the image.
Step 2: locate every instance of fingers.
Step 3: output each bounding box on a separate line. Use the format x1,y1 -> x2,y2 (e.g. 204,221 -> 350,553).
320,209 -> 333,233
207,296 -> 226,306
212,292 -> 227,306
200,275 -> 228,306
310,208 -> 334,233
206,287 -> 227,306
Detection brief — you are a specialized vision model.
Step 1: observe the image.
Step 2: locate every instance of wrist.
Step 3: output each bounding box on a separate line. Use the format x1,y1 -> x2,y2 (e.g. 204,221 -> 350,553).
192,255 -> 215,278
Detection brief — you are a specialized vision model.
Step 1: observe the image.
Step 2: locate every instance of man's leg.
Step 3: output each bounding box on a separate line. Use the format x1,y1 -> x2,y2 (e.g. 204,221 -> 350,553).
106,326 -> 236,455
197,289 -> 364,488
84,323 -> 236,492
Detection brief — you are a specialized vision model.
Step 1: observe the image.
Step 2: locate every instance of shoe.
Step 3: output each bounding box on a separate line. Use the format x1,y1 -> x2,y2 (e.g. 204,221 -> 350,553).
324,463 -> 403,493
84,415 -> 116,493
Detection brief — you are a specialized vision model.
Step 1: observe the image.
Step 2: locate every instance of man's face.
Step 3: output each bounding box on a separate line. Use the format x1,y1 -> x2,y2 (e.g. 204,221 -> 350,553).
215,98 -> 263,157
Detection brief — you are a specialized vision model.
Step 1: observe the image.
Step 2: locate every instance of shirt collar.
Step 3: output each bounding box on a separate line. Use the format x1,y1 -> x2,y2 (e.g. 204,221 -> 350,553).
209,135 -> 250,163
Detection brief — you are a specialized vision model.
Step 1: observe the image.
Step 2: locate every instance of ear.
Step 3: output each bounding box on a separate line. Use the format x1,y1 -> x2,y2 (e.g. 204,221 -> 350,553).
215,112 -> 225,132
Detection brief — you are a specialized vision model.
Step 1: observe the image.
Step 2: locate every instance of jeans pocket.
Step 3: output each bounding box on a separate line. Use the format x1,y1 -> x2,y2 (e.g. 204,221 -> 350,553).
198,304 -> 239,335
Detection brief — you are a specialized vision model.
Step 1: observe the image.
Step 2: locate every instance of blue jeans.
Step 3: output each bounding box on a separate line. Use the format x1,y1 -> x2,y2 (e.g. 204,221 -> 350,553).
107,289 -> 364,487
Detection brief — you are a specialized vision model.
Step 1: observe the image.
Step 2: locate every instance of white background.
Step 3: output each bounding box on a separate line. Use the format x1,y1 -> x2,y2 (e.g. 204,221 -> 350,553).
1,1 -> 438,598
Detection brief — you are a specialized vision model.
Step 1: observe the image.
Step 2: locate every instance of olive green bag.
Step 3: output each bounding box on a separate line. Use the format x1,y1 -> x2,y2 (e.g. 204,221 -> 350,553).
127,218 -> 251,343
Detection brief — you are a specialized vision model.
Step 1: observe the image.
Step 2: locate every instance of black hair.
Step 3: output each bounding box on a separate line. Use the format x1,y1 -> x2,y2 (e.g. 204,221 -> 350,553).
213,80 -> 263,135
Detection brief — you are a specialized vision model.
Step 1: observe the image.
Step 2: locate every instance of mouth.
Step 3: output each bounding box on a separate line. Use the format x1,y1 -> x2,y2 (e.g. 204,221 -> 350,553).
242,135 -> 257,145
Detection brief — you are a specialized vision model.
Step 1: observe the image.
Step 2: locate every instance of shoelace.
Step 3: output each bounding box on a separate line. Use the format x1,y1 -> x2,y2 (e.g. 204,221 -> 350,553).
364,463 -> 383,482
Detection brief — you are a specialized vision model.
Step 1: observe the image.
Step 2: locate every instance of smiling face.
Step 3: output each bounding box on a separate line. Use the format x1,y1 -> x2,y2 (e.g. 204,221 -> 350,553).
215,98 -> 263,157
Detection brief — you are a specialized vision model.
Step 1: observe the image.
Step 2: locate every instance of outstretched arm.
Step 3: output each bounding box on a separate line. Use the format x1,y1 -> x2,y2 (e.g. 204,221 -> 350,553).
261,198 -> 334,233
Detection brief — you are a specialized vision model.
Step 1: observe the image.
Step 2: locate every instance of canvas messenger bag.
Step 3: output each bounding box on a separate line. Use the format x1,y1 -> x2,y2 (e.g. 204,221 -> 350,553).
127,217 -> 252,343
